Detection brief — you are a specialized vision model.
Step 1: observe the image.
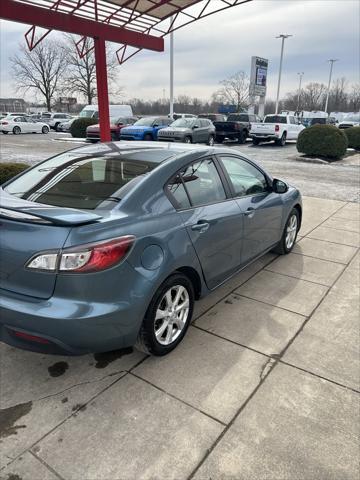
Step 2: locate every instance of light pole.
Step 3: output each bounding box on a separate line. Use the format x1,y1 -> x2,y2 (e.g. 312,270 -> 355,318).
324,59 -> 338,114
275,34 -> 292,114
169,21 -> 174,119
297,72 -> 304,111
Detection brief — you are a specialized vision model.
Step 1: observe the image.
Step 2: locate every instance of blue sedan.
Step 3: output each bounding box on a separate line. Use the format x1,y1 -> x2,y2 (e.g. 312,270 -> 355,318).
0,142 -> 302,356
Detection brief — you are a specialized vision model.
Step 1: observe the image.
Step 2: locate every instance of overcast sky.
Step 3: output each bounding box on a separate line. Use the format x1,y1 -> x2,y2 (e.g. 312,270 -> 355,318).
0,0 -> 358,103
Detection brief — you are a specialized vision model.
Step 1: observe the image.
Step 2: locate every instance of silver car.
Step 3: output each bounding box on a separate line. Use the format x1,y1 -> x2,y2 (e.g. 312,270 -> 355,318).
158,118 -> 216,145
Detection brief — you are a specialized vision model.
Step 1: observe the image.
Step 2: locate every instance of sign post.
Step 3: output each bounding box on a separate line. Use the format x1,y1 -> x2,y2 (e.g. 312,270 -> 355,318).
249,56 -> 268,117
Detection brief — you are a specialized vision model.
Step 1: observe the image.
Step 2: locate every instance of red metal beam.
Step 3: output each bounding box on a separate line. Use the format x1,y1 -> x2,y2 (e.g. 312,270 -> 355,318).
0,0 -> 164,51
94,36 -> 111,143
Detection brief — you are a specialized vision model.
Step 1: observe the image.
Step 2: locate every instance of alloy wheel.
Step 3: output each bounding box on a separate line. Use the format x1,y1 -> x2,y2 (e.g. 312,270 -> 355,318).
154,285 -> 190,346
285,214 -> 298,249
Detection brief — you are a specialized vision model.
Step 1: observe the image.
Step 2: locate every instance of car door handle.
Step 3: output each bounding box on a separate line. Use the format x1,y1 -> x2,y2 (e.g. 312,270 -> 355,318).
244,208 -> 255,216
191,221 -> 210,232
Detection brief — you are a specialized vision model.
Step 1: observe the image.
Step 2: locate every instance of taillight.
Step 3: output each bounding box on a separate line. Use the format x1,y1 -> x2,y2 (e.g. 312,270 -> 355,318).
1,121 -> 8,125
26,236 -> 135,273
275,124 -> 280,132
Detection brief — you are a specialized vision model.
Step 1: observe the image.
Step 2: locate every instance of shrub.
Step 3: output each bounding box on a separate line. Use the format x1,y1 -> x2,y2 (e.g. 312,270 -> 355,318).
0,162 -> 29,184
343,126 -> 360,150
70,117 -> 97,138
297,124 -> 348,160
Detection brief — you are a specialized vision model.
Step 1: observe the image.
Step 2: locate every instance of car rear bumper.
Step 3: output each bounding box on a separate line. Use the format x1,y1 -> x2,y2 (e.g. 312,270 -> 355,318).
0,264 -> 155,355
250,133 -> 278,140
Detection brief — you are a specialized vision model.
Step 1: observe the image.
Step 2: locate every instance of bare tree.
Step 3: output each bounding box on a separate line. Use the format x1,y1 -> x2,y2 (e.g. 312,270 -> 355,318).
349,83 -> 360,111
328,77 -> 348,112
11,40 -> 68,111
213,71 -> 250,111
62,35 -> 123,104
301,82 -> 327,111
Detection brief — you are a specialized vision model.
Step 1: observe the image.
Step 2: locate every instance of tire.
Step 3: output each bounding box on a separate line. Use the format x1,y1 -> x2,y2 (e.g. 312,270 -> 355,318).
275,132 -> 287,146
272,208 -> 299,255
207,135 -> 215,146
2,131 -> 8,134
111,132 -> 117,141
135,273 -> 194,356
42,126 -> 49,134
252,138 -> 260,145
238,130 -> 247,144
13,126 -> 21,135
216,136 -> 224,143
184,136 -> 192,144
54,122 -> 60,131
144,133 -> 153,141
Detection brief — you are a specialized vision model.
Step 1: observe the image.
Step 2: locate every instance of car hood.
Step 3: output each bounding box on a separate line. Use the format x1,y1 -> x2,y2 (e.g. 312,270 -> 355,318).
87,123 -> 119,132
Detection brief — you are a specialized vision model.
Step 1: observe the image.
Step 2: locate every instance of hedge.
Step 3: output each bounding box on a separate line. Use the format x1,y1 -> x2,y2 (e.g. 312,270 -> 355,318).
0,162 -> 29,184
297,124 -> 348,160
70,117 -> 98,138
343,126 -> 360,150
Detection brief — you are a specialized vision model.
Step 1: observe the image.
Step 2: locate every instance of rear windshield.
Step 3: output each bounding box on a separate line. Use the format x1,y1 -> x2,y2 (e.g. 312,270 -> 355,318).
5,149 -> 159,210
264,116 -> 287,123
227,114 -> 248,122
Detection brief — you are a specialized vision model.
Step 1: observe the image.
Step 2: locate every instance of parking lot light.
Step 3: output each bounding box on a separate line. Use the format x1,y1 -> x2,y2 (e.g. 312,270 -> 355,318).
275,34 -> 293,114
324,59 -> 339,113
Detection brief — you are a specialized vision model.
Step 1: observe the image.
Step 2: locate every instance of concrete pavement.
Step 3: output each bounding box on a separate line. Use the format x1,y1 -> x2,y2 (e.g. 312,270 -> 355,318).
0,196 -> 359,480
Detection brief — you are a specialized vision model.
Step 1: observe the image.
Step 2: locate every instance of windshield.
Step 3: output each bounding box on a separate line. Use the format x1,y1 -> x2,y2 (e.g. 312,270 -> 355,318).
41,113 -> 51,118
4,150 -> 158,210
264,116 -> 287,124
133,117 -> 157,127
171,118 -> 193,128
80,110 -> 97,118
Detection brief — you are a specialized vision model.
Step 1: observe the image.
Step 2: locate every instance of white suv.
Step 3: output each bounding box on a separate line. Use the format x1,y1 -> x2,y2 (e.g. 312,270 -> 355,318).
40,113 -> 73,131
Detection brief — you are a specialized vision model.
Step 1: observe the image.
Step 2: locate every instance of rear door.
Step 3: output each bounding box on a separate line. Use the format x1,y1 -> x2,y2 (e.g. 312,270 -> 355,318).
217,155 -> 283,265
167,157 -> 243,290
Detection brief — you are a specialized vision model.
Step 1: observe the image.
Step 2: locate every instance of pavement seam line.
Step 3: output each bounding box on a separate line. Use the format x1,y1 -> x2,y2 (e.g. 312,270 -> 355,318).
192,253 -> 279,322
29,450 -> 66,480
129,371 -> 227,427
262,267 -> 343,288
278,360 -> 360,394
291,250 -> 352,265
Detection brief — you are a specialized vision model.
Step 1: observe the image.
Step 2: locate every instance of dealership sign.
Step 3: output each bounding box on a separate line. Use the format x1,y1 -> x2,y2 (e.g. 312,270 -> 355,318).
250,56 -> 268,97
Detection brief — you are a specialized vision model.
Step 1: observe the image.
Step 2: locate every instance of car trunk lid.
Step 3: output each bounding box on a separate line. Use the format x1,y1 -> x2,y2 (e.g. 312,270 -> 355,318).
0,190 -> 102,299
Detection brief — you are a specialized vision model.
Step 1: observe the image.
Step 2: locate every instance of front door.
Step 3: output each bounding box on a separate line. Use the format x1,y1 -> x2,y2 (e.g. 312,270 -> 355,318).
168,157 -> 243,289
217,155 -> 283,265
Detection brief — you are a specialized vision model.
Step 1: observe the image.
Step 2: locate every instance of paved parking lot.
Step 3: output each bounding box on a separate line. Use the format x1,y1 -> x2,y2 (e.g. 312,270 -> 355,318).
1,195 -> 359,480
1,132 -> 359,202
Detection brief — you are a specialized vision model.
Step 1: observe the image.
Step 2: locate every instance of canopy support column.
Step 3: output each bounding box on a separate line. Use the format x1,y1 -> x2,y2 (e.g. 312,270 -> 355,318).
94,36 -> 111,142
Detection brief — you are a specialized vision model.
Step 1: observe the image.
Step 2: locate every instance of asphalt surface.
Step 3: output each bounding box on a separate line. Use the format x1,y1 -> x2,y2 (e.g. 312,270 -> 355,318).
0,131 -> 359,202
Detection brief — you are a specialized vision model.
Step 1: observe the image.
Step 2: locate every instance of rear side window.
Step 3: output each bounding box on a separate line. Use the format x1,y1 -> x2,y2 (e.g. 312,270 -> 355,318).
5,153 -> 158,210
167,158 -> 226,209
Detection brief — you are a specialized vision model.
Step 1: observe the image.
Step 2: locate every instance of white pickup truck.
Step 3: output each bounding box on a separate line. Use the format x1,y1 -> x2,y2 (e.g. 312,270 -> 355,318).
250,114 -> 305,146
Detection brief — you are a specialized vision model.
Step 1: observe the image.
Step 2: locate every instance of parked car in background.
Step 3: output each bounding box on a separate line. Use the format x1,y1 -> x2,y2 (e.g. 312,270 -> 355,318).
250,114 -> 305,146
57,117 -> 78,132
158,118 -> 215,145
198,113 -> 227,122
2,112 -> 28,117
120,116 -> 171,141
86,116 -> 138,142
79,104 -> 133,119
338,113 -> 360,129
169,113 -> 197,120
213,113 -> 255,144
40,113 -> 73,131
0,141 -> 302,356
1,115 -> 50,135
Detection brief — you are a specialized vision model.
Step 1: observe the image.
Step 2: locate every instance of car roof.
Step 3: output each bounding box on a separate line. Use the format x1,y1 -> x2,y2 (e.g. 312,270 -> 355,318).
69,141 -> 242,164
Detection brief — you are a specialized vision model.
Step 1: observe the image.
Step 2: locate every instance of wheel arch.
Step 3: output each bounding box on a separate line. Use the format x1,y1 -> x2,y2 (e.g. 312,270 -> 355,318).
175,266 -> 202,300
293,203 -> 302,228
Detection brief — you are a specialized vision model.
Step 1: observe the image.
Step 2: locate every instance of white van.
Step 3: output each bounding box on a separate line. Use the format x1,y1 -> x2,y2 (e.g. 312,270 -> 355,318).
79,104 -> 133,119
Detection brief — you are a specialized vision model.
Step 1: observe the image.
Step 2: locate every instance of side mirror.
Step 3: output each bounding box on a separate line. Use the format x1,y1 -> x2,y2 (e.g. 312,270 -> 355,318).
153,123 -> 159,128
117,122 -> 124,126
193,125 -> 199,129
273,178 -> 288,194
